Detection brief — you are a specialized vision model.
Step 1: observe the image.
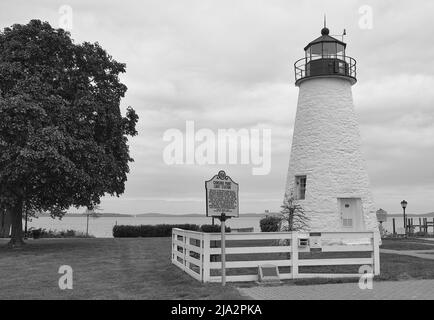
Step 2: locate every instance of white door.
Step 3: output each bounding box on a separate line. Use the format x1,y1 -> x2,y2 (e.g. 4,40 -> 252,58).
339,198 -> 362,230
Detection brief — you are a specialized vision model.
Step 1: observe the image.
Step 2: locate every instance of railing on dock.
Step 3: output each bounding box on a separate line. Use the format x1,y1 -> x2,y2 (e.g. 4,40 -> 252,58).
390,217 -> 434,236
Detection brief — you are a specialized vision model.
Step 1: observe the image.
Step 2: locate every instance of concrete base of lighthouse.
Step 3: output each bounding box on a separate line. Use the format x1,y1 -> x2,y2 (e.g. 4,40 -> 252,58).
285,77 -> 378,233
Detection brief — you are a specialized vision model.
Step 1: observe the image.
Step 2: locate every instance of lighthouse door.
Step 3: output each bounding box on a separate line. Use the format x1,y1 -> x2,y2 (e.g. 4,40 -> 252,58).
339,198 -> 362,231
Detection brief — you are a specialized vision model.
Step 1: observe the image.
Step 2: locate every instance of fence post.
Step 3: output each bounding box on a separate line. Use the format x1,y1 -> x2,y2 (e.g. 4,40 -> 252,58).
183,231 -> 187,272
171,229 -> 175,264
372,232 -> 380,276
291,232 -> 299,279
202,232 -> 211,283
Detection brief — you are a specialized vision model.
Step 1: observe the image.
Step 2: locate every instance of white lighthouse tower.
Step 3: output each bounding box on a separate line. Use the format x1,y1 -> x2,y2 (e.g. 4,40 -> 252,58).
285,24 -> 377,232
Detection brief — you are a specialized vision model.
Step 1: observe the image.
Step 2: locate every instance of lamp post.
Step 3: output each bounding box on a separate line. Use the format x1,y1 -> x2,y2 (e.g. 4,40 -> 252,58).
401,200 -> 408,236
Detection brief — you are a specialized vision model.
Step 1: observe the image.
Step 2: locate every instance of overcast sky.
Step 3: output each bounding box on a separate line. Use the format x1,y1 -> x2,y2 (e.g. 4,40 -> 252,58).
1,0 -> 434,215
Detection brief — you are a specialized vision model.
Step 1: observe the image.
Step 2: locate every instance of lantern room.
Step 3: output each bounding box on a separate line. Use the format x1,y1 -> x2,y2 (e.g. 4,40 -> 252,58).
294,26 -> 357,86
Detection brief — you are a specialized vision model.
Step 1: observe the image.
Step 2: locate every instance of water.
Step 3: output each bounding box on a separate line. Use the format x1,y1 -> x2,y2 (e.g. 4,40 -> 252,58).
27,216 -> 263,238
27,215 -> 431,238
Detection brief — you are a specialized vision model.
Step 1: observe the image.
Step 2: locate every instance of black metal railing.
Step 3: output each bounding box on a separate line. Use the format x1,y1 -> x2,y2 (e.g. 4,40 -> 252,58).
294,55 -> 357,84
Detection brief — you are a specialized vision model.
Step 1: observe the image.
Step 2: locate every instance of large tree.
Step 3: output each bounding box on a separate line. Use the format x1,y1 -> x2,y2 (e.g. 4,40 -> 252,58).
0,20 -> 138,246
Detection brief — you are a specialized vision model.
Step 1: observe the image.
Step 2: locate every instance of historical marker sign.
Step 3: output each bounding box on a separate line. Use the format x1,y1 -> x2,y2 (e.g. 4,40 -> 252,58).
205,171 -> 239,218
205,170 -> 239,286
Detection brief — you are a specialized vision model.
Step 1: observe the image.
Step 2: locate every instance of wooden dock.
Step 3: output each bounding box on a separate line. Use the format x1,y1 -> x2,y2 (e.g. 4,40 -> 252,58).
391,217 -> 434,236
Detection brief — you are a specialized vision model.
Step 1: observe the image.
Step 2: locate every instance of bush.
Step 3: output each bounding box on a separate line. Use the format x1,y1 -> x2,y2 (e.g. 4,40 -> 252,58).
112,224 -> 200,238
260,215 -> 281,232
29,228 -> 92,238
31,228 -> 42,239
200,224 -> 231,233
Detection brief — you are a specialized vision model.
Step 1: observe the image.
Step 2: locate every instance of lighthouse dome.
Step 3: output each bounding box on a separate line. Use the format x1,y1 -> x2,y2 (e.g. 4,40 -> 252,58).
321,27 -> 329,35
294,26 -> 357,86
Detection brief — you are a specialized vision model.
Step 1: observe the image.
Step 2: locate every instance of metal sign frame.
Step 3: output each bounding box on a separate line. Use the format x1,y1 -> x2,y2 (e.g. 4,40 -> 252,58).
205,170 -> 239,218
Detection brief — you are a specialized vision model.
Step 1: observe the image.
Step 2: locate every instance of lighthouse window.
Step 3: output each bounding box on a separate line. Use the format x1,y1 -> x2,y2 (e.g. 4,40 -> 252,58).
323,42 -> 337,58
305,47 -> 311,60
295,176 -> 307,200
337,44 -> 345,56
311,44 -> 322,59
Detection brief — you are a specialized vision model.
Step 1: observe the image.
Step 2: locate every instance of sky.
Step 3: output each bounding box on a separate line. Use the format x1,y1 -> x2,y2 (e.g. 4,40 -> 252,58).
1,0 -> 433,215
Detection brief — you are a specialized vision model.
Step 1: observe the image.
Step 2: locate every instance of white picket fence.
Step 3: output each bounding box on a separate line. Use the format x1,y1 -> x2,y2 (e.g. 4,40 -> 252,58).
171,228 -> 380,283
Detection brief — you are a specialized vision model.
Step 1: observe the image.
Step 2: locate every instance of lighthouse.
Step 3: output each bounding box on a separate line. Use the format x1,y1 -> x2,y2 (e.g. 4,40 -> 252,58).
285,24 -> 378,232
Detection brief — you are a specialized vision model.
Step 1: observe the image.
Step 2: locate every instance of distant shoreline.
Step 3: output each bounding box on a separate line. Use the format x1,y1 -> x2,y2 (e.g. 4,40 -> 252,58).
35,213 -> 270,218
34,212 -> 434,218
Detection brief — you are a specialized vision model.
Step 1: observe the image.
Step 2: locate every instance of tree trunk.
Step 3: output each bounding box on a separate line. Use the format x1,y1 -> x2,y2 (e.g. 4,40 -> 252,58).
1,209 -> 8,237
288,214 -> 294,232
8,199 -> 25,247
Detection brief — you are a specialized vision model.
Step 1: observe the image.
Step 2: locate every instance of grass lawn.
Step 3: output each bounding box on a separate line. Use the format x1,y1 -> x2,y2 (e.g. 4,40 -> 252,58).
378,253 -> 434,281
277,253 -> 434,286
236,240 -> 434,287
2,237 -> 434,299
0,238 -> 244,300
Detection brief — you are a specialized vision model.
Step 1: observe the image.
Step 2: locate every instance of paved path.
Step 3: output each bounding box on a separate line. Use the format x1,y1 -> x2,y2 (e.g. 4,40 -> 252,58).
239,280 -> 434,300
381,248 -> 434,260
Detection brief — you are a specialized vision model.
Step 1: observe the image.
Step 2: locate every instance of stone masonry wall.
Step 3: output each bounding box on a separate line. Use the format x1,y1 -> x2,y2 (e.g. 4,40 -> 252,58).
285,77 -> 378,232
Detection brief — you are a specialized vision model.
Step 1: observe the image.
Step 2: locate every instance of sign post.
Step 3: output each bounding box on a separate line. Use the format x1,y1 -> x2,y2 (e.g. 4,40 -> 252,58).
220,213 -> 227,286
205,171 -> 239,286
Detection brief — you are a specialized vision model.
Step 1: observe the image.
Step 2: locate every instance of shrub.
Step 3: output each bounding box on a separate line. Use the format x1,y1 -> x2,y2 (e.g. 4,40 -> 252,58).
29,228 -> 92,238
260,215 -> 280,232
31,228 -> 42,239
112,224 -> 200,238
200,224 -> 231,233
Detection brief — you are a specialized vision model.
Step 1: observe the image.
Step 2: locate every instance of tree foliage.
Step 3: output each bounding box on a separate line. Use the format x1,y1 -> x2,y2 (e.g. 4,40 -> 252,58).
0,20 -> 138,245
259,215 -> 280,232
